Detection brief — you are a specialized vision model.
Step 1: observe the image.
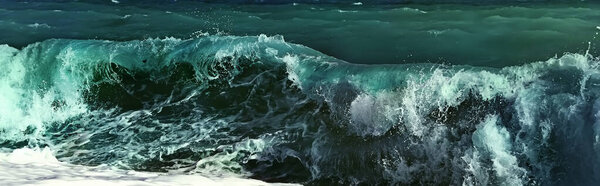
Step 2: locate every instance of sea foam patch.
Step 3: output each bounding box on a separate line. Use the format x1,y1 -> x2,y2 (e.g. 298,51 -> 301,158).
0,148 -> 298,186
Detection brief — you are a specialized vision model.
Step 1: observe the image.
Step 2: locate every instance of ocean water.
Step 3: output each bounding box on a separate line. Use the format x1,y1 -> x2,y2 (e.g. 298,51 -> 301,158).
1,0 -> 600,185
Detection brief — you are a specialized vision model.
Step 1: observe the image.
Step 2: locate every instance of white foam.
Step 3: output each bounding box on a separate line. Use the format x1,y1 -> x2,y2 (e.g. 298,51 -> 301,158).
593,99 -> 600,154
282,55 -> 302,87
0,148 -> 298,186
27,23 -> 51,29
461,149 -> 489,186
349,91 -> 402,136
472,115 -> 526,185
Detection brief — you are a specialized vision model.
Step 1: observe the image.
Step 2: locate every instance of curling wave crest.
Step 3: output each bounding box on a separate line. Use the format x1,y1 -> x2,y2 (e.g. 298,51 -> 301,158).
1,34 -> 599,185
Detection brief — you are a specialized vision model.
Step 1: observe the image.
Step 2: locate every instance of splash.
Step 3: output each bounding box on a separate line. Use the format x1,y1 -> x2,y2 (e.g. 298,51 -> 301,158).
1,35 -> 600,185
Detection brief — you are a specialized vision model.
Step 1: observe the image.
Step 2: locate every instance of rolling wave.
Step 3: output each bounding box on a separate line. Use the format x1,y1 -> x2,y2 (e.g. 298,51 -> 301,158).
1,34 -> 600,185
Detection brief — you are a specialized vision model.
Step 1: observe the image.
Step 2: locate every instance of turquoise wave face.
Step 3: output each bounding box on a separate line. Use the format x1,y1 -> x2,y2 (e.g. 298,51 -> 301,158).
1,35 -> 600,185
1,1 -> 599,67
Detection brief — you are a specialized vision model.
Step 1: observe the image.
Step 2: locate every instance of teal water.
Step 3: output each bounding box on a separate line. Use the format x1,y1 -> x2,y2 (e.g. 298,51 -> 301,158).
2,1 -> 600,66
2,1 -> 600,185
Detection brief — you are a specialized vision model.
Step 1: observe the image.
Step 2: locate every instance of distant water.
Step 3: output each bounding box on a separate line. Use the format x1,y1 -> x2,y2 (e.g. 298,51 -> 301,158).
2,1 -> 599,66
1,1 -> 600,185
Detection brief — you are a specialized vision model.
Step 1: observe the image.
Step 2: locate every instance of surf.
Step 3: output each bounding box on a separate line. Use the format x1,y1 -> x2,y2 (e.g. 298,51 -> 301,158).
1,34 -> 600,185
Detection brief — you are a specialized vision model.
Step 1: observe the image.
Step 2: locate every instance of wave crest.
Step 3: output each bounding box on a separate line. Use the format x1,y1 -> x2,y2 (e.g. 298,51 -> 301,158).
1,35 -> 600,185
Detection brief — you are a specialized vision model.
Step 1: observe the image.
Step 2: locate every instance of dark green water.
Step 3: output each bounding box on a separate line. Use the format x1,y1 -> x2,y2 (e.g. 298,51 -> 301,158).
2,1 -> 600,185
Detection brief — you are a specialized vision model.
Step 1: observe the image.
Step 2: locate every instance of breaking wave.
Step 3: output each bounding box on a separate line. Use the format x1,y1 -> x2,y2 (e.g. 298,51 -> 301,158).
1,34 -> 600,185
